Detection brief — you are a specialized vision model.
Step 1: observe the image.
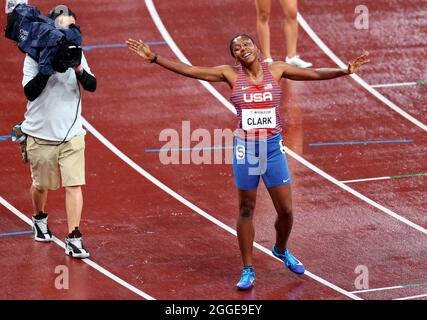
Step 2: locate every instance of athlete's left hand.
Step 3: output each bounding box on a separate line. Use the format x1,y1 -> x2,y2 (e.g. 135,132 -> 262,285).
347,52 -> 370,74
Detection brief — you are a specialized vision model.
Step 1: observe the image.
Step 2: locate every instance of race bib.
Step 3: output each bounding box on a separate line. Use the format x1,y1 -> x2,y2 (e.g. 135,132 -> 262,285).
242,108 -> 276,131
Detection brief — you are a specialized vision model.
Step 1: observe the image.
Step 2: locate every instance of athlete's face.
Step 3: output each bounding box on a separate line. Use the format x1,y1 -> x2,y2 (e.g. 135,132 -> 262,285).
232,36 -> 258,65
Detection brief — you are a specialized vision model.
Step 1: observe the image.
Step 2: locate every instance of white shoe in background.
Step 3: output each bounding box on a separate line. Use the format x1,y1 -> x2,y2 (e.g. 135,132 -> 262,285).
285,55 -> 313,68
5,0 -> 28,14
263,57 -> 274,64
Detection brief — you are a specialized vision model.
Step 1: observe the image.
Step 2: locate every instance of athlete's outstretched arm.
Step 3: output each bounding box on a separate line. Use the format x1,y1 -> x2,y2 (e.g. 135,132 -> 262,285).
271,52 -> 370,81
126,38 -> 235,85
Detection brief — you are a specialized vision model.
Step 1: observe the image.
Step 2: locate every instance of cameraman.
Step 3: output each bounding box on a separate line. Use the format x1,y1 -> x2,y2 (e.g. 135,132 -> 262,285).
21,5 -> 96,259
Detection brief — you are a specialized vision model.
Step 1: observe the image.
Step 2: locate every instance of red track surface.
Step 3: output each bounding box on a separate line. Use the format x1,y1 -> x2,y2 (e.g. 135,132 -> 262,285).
0,0 -> 425,300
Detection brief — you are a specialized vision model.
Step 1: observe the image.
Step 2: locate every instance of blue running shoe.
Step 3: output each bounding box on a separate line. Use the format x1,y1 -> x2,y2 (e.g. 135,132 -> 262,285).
272,246 -> 305,275
236,267 -> 255,290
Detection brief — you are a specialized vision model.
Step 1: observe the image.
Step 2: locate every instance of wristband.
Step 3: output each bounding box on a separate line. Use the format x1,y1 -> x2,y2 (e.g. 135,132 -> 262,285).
150,53 -> 158,63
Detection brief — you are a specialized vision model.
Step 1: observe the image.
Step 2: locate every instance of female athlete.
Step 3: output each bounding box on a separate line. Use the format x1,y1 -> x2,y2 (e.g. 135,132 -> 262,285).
126,35 -> 369,290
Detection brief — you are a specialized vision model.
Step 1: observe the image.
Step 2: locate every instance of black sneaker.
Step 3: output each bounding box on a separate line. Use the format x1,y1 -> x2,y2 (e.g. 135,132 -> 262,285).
32,214 -> 52,242
65,228 -> 90,259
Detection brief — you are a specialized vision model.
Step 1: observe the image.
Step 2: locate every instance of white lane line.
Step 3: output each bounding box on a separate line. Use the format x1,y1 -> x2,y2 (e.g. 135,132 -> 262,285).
351,282 -> 427,294
342,173 -> 427,184
285,149 -> 427,235
351,285 -> 406,294
371,82 -> 418,88
145,0 -> 426,235
83,118 -> 361,300
341,176 -> 391,184
0,196 -> 155,300
296,13 -> 427,132
394,293 -> 427,300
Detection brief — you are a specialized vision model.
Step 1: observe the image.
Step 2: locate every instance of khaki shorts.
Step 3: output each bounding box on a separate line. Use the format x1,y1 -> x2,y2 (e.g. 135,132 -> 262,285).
26,135 -> 86,190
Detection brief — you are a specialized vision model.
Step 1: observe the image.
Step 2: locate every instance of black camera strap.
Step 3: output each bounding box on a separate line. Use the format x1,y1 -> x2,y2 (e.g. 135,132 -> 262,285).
33,81 -> 82,147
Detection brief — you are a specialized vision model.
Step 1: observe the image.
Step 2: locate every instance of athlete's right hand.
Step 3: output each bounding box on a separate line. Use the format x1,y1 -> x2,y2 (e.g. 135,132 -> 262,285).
126,38 -> 155,62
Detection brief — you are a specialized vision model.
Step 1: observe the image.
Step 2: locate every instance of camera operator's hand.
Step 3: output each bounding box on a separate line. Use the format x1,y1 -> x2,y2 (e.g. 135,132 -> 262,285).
74,64 -> 84,75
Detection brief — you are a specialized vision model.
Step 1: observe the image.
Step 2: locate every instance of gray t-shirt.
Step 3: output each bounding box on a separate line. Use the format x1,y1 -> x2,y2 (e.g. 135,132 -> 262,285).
21,53 -> 93,141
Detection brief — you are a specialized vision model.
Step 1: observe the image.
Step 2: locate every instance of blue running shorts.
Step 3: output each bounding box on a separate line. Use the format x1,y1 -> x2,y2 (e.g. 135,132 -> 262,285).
232,133 -> 292,190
